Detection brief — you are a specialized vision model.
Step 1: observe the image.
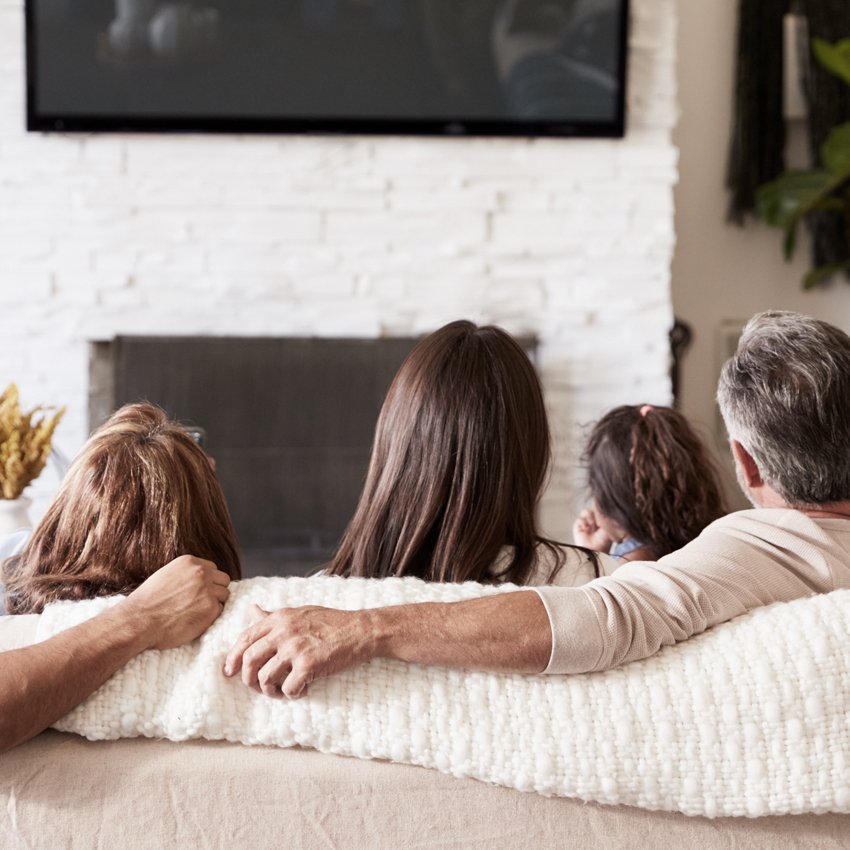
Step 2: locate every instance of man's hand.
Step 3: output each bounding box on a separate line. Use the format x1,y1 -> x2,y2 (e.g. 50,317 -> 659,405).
223,592 -> 554,700
223,604 -> 379,699
121,555 -> 231,650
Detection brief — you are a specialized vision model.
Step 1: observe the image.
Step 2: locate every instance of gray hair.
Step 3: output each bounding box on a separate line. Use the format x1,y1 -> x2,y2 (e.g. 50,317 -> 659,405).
717,311 -> 850,507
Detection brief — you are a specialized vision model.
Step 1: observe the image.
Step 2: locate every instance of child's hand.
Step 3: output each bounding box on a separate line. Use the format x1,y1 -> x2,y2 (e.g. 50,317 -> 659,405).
573,508 -> 614,552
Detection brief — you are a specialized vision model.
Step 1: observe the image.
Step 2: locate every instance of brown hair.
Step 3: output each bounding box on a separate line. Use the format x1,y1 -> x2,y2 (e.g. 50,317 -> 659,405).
327,320 -> 586,584
585,405 -> 727,559
3,402 -> 241,614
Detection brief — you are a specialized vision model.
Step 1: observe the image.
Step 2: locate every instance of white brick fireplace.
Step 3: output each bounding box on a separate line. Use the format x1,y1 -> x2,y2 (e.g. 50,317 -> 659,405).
0,0 -> 678,541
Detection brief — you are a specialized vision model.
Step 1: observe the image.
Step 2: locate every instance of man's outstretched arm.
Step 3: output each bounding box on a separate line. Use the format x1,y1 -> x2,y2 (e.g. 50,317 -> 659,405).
0,555 -> 230,753
224,515 -> 828,698
223,590 -> 553,699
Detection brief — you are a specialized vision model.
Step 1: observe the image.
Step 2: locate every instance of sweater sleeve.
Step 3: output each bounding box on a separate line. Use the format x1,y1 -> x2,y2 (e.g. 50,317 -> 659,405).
533,510 -> 843,674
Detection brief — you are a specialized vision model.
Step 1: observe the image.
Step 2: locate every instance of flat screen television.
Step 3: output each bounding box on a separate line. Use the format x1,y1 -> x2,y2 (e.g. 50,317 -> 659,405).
26,0 -> 629,138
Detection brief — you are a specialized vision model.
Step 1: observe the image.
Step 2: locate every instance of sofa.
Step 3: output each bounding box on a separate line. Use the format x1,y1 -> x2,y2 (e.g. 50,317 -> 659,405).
3,577 -> 850,848
3,732 -> 849,850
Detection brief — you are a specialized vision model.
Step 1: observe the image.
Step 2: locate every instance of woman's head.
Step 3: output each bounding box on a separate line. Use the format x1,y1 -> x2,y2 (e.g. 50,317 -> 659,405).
3,402 -> 241,614
328,320 -> 561,584
585,404 -> 726,558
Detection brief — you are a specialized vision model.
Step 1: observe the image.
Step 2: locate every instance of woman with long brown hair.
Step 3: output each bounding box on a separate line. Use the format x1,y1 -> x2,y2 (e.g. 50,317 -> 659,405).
2,402 -> 241,614
326,320 -> 599,586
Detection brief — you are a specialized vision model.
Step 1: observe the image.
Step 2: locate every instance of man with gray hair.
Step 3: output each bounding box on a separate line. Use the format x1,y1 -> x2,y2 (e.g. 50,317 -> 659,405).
225,311 -> 850,697
718,311 -> 850,510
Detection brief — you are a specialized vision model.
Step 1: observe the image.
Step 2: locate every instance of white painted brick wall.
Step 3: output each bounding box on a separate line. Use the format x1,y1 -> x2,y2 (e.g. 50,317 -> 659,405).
0,0 -> 678,540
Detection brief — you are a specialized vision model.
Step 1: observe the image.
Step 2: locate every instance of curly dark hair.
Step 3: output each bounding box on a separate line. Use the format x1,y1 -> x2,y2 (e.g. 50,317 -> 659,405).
585,405 -> 727,559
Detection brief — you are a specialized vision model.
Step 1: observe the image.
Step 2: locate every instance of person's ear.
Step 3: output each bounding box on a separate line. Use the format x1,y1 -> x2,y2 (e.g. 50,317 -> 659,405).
730,440 -> 763,488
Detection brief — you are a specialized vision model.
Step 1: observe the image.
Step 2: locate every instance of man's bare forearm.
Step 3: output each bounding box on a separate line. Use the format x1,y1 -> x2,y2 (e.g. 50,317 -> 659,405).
368,591 -> 553,674
0,601 -> 154,753
225,589 -> 554,698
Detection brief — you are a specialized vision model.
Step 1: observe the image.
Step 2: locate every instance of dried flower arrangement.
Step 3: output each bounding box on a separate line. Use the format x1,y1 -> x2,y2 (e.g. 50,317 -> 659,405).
0,384 -> 65,500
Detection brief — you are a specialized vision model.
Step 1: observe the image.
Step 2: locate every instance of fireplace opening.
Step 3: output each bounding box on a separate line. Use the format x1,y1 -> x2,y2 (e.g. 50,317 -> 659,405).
89,334 -> 538,577
90,336 -> 419,576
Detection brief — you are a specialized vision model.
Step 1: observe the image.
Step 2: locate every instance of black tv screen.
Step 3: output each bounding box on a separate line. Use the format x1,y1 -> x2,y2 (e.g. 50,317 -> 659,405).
26,0 -> 629,137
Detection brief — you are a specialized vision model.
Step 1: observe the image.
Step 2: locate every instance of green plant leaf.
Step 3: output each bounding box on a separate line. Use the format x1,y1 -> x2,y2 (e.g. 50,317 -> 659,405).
821,122 -> 850,174
802,260 -> 850,290
784,223 -> 798,259
813,38 -> 850,87
757,38 -> 850,288
780,169 -> 850,259
756,170 -> 832,228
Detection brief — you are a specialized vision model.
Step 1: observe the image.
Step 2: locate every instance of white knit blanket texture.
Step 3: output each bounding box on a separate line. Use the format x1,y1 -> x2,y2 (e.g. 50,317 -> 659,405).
37,575 -> 850,818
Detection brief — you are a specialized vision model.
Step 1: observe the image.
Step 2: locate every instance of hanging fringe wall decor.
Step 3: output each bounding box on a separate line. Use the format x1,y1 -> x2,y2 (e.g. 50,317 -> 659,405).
800,0 -> 850,268
726,0 -> 789,225
727,0 -> 850,273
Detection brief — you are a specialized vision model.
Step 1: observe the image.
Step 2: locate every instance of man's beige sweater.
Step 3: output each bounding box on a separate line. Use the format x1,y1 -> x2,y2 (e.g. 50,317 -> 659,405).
535,509 -> 850,674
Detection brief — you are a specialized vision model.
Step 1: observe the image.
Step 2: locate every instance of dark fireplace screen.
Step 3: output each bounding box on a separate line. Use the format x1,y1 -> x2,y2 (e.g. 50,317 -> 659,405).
89,335 -> 419,577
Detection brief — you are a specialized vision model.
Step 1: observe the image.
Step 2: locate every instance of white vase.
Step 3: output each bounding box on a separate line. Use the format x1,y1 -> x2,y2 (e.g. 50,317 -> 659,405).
0,497 -> 32,536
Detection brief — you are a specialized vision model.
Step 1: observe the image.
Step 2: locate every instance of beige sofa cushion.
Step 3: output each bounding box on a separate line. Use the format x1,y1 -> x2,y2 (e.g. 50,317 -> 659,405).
1,610 -> 848,844
1,731 -> 848,850
36,579 -> 850,817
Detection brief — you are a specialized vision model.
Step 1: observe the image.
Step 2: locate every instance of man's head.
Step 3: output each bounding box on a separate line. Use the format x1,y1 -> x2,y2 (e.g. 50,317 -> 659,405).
717,311 -> 850,508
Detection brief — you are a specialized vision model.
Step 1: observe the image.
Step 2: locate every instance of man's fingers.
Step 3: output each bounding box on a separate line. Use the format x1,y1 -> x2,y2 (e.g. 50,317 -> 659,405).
212,569 -> 231,586
222,606 -> 361,699
223,643 -> 246,677
282,663 -> 311,700
248,603 -> 270,623
213,584 -> 230,604
257,655 -> 292,699
240,638 -> 278,690
222,604 -> 279,675
223,624 -> 266,676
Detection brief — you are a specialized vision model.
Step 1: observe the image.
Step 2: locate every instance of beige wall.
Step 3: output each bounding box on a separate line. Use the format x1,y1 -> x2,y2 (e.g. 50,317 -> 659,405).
672,0 -> 850,506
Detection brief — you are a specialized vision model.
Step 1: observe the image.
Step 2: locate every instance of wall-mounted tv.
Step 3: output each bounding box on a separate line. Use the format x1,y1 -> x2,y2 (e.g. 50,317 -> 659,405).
26,0 -> 629,138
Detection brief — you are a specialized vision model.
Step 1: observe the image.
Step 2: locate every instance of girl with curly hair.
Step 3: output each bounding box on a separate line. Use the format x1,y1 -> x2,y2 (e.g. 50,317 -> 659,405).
573,404 -> 727,562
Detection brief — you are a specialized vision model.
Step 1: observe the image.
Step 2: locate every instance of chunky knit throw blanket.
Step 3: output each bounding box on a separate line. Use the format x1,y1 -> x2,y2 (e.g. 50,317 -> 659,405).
37,576 -> 850,818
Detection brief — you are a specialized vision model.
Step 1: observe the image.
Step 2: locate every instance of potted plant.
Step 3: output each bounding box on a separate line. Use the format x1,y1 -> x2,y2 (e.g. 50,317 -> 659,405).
756,38 -> 850,290
0,384 -> 64,534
